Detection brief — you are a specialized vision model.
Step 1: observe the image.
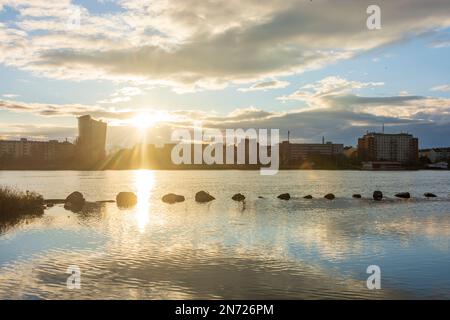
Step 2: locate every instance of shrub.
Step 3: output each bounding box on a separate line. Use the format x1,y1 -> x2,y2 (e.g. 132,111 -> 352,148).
0,186 -> 44,218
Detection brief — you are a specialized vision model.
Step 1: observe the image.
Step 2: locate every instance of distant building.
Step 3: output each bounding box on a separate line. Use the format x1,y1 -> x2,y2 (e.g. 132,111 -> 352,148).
358,132 -> 418,164
0,138 -> 75,161
280,140 -> 344,164
419,147 -> 450,163
76,115 -> 107,162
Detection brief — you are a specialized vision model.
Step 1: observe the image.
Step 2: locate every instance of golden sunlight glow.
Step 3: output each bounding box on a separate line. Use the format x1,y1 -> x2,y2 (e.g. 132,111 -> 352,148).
130,111 -> 177,130
134,169 -> 155,232
131,112 -> 155,129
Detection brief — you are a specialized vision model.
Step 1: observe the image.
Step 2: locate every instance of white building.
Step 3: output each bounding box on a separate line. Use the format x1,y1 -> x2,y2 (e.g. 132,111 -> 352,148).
419,148 -> 450,163
358,132 -> 419,163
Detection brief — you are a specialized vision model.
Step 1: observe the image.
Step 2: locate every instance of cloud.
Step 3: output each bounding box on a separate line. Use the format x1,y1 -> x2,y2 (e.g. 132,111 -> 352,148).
431,84 -> 450,92
1,0 -> 450,91
0,99 -> 134,120
0,123 -> 76,141
278,76 -> 385,106
1,72 -> 450,148
2,93 -> 19,98
98,86 -> 144,104
238,79 -> 289,92
429,39 -> 450,48
278,76 -> 450,122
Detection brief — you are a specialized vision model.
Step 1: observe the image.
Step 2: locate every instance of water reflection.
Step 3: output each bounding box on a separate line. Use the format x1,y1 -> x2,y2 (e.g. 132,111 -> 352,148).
1,170 -> 450,299
133,170 -> 154,232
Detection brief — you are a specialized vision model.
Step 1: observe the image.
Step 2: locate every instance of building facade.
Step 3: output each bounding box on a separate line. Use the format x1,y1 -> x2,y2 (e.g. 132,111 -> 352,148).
76,115 -> 107,163
0,138 -> 75,161
358,132 -> 418,164
280,141 -> 344,164
419,148 -> 450,163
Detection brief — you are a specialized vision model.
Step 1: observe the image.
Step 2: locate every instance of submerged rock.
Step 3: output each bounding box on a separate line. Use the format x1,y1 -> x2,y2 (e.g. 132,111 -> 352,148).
277,193 -> 291,200
116,192 -> 137,208
303,195 -> 313,199
352,194 -> 362,199
324,193 -> 335,200
373,191 -> 383,201
424,192 -> 437,198
231,193 -> 246,202
395,192 -> 411,199
162,193 -> 185,204
195,191 -> 215,203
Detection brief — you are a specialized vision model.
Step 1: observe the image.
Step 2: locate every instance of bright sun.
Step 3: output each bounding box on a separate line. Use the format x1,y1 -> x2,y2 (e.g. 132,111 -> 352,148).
131,112 -> 155,129
130,111 -> 174,130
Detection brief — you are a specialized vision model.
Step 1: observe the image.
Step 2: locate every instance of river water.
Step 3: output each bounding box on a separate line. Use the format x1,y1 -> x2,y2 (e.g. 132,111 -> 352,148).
0,170 -> 449,299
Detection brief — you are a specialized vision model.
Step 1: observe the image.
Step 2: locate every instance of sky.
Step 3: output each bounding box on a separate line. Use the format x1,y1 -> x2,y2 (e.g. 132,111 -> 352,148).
0,0 -> 450,149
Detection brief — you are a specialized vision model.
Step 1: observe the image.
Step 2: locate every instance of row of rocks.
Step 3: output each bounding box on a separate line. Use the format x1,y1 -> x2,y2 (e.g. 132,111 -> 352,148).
161,191 -> 246,204
49,190 -> 442,210
277,191 -> 440,201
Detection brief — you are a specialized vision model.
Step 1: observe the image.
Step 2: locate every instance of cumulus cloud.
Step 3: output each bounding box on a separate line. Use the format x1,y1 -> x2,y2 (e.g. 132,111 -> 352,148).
2,93 -> 19,98
1,0 -> 450,91
278,76 -> 385,106
431,84 -> 450,92
98,86 -> 144,104
238,79 -> 290,92
278,76 -> 450,122
0,99 -> 135,120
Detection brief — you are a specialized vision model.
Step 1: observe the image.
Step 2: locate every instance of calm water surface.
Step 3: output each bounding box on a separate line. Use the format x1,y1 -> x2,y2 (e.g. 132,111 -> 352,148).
0,170 -> 449,299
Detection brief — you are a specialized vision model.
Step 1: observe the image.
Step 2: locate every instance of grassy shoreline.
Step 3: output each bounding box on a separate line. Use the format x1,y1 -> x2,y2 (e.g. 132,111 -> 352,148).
0,186 -> 45,218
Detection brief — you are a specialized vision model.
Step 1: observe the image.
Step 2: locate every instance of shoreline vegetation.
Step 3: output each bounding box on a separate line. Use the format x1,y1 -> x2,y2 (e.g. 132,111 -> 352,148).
0,186 -> 45,232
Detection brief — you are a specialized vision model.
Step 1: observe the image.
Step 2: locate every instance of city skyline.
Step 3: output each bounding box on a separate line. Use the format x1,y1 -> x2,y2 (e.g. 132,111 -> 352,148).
1,1 -> 450,149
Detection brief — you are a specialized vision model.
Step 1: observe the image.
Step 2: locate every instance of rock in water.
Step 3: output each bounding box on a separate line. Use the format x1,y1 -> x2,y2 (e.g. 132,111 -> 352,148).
395,192 -> 411,199
65,191 -> 85,206
352,194 -> 362,199
373,191 -> 383,201
424,192 -> 437,198
231,193 -> 246,202
303,195 -> 313,199
64,192 -> 85,212
324,193 -> 335,200
195,191 -> 215,203
116,192 -> 137,207
162,193 -> 185,204
277,193 -> 291,200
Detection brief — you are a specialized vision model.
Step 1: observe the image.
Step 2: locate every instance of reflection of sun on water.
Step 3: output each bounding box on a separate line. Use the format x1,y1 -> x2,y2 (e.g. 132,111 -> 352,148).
134,170 -> 155,232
